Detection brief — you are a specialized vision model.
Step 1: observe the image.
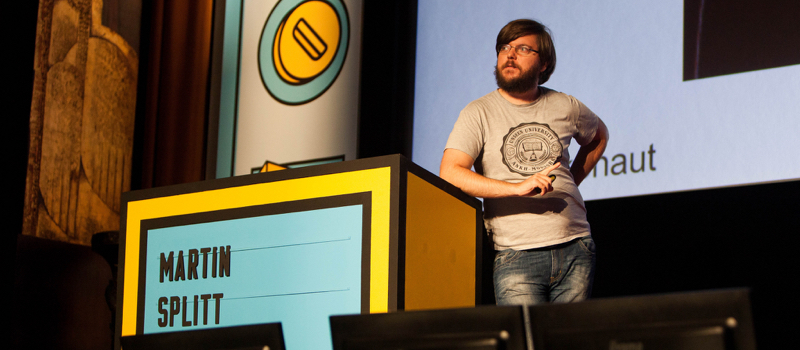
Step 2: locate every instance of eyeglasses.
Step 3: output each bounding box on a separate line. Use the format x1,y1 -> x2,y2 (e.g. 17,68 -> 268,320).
498,44 -> 539,57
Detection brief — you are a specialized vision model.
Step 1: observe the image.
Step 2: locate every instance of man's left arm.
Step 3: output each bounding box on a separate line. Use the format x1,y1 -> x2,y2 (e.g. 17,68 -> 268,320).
570,118 -> 609,186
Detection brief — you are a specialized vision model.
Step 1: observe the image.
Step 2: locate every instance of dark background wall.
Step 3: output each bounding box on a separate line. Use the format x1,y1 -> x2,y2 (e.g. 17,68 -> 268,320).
357,1 -> 416,159
6,0 -> 40,289
587,181 -> 797,349
9,1 -> 798,349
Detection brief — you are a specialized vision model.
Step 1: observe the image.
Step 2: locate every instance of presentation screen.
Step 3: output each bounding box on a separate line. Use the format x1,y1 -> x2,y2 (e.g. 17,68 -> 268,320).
412,0 -> 800,200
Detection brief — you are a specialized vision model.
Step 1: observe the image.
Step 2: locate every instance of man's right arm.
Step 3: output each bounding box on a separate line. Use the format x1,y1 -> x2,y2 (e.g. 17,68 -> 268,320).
439,148 -> 559,198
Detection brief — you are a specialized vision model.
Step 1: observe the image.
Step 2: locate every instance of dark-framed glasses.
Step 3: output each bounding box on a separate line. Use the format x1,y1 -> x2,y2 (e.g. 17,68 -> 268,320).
498,44 -> 539,56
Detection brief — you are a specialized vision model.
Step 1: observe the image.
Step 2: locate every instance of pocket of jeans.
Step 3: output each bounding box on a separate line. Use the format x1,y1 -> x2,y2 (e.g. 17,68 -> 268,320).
493,249 -> 522,269
577,236 -> 596,256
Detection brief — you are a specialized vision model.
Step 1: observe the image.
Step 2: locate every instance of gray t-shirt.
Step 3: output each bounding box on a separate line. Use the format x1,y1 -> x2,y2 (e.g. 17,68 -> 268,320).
445,88 -> 599,250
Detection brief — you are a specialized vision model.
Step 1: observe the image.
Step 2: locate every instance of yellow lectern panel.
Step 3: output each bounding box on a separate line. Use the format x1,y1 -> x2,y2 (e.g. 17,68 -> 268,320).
117,155 -> 482,348
120,166 -> 392,337
405,172 -> 479,310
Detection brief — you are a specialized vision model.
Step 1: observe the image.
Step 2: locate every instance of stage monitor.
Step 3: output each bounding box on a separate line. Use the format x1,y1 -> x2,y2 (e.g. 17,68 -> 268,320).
527,289 -> 757,350
330,306 -> 527,350
120,322 -> 285,350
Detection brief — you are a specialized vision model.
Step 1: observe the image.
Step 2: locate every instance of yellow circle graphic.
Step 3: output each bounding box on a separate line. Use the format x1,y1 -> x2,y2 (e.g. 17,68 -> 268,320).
273,1 -> 341,84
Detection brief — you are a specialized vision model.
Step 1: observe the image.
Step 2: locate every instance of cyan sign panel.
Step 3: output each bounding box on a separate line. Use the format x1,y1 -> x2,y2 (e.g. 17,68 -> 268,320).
137,194 -> 370,350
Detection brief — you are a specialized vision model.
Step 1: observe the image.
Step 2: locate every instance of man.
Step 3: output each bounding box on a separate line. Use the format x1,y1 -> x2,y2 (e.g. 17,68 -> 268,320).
440,19 -> 609,305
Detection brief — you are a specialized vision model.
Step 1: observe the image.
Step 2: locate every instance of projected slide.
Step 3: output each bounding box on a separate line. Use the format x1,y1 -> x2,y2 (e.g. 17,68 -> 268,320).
412,0 -> 800,200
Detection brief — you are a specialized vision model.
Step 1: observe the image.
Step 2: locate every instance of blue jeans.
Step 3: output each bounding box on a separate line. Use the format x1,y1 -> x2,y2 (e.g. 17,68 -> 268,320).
493,236 -> 596,305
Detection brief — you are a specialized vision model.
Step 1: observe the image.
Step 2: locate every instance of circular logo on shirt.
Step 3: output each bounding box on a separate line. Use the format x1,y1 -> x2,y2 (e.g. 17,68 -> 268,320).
258,0 -> 349,105
501,122 -> 563,175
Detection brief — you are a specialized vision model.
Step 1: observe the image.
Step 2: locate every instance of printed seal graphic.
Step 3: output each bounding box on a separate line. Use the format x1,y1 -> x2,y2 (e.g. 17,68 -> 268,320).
501,122 -> 563,175
259,0 -> 349,105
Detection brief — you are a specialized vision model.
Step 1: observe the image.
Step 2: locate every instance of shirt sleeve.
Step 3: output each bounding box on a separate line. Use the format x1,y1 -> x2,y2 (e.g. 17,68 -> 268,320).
573,98 -> 599,146
444,102 -> 486,160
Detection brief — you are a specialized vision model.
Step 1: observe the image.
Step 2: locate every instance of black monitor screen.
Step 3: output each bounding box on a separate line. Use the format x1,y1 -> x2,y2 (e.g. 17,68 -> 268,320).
342,331 -> 510,350
120,322 -> 285,350
527,289 -> 756,350
330,306 -> 527,350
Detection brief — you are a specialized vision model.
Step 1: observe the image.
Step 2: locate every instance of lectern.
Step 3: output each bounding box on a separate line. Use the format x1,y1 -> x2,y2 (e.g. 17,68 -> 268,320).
115,155 -> 483,350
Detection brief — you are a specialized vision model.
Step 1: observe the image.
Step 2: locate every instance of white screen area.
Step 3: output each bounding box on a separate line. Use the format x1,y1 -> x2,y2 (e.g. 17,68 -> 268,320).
412,0 -> 800,200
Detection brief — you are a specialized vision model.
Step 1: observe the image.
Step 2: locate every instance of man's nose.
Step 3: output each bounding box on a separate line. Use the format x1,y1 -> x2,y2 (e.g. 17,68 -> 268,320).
505,49 -> 517,59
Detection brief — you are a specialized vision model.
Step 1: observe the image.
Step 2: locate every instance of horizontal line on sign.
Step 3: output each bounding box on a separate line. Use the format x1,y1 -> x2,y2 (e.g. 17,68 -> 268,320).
235,237 -> 352,253
152,237 -> 354,262
226,288 -> 351,301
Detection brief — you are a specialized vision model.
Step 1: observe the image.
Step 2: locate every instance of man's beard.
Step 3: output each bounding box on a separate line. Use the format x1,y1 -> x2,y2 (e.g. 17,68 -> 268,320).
494,63 -> 539,94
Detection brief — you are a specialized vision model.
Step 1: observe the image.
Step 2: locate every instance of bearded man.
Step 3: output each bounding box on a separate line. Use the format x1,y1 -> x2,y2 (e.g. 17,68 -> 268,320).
440,19 -> 609,305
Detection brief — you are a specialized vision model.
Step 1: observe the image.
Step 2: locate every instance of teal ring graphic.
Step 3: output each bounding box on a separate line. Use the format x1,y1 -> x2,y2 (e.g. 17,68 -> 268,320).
258,0 -> 349,105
